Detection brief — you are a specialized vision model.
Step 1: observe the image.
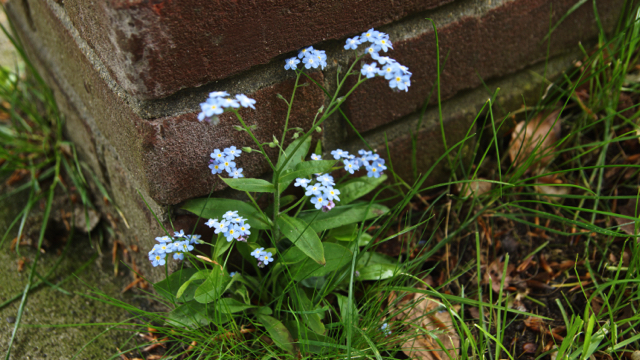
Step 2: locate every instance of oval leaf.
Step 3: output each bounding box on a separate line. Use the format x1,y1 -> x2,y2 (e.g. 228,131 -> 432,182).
194,267 -> 231,304
336,174 -> 387,204
182,198 -> 270,229
257,314 -> 294,353
215,298 -> 257,314
356,263 -> 400,280
222,177 -> 274,193
291,242 -> 352,281
298,203 -> 390,232
277,214 -> 325,265
154,267 -> 198,302
277,136 -> 311,173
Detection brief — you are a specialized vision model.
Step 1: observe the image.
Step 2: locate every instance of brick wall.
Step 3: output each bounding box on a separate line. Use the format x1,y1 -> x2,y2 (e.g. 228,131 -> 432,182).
5,0 -> 624,280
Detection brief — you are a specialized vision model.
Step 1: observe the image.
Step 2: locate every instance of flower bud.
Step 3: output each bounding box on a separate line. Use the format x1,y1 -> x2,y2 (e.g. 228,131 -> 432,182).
315,126 -> 322,133
268,142 -> 276,148
292,132 -> 300,139
272,135 -> 279,145
232,125 -> 245,132
242,147 -> 253,153
317,105 -> 324,113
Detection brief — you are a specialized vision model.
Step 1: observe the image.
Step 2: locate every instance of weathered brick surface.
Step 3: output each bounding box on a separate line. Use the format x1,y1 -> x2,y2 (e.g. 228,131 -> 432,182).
342,0 -> 624,134
63,0 -> 453,100
7,0 -> 325,207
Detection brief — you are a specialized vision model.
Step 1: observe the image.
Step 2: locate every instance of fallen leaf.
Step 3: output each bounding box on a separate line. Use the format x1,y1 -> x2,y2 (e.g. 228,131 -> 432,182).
523,342 -> 537,354
457,178 -> 492,198
482,258 -> 516,293
74,207 -> 101,233
509,109 -> 562,171
613,198 -> 640,235
399,295 -> 460,360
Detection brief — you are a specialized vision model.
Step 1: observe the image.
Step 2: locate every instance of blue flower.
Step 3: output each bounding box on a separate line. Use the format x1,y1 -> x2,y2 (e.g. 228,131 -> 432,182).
322,200 -> 336,212
174,230 -> 186,238
311,153 -> 322,160
330,149 -> 348,159
209,91 -> 229,98
230,167 -> 244,178
209,162 -> 223,175
232,216 -> 247,224
302,55 -> 320,69
317,174 -> 335,186
223,211 -> 238,220
366,164 -> 382,178
360,28 -> 381,43
381,323 -> 392,336
205,218 -> 217,228
312,49 -> 328,70
375,56 -> 393,65
398,64 -> 412,75
298,46 -> 314,59
225,225 -> 242,242
173,252 -> 184,260
177,240 -> 194,253
260,252 -> 274,265
359,149 -> 373,157
211,149 -> 226,161
389,74 -> 411,91
294,178 -> 311,188
224,146 -> 242,158
343,159 -> 359,174
323,187 -> 341,201
220,97 -> 240,108
305,183 -> 325,197
285,57 -> 300,71
364,45 -> 381,57
361,63 -> 380,79
251,247 -> 265,259
229,271 -> 237,277
187,234 -> 201,245
201,97 -> 224,117
375,37 -> 393,52
150,253 -> 166,267
214,220 -> 230,234
238,222 -> 251,237
236,94 -> 256,109
155,242 -> 173,254
155,236 -> 172,243
220,159 -> 236,173
379,63 -> 400,80
401,76 -> 411,91
310,195 -> 329,210
344,37 -> 361,50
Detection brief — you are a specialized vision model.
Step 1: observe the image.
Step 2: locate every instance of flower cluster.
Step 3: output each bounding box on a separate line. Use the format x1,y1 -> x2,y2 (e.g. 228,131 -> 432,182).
250,247 -> 274,268
331,148 -> 387,178
209,146 -> 244,178
284,46 -> 327,71
346,28 -> 411,91
197,91 -> 256,122
294,171 -> 341,212
148,230 -> 200,267
381,323 -> 392,336
205,210 -> 251,242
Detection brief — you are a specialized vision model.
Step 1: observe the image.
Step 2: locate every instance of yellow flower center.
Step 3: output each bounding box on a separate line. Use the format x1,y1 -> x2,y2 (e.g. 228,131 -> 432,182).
372,168 -> 377,172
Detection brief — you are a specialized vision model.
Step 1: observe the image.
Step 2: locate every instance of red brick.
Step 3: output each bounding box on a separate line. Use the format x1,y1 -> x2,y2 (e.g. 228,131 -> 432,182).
141,73 -> 326,205
342,0 -> 624,134
63,0 -> 453,100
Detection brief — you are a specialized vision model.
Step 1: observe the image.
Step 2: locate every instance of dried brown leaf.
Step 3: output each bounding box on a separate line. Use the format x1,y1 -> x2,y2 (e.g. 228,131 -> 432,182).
399,295 -> 460,360
509,109 -> 561,171
457,178 -> 492,198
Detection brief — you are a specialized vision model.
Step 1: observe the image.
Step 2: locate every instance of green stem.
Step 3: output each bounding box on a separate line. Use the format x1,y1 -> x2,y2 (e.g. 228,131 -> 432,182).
231,109 -> 275,171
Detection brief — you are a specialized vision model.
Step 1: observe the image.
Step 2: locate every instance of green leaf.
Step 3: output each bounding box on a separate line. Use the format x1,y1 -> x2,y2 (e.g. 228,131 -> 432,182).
277,214 -> 325,265
277,136 -> 311,173
279,160 -> 336,185
336,294 -> 359,325
166,301 -> 213,328
327,224 -> 358,241
357,233 -> 373,246
336,174 -> 387,204
291,242 -> 352,281
257,314 -> 294,353
215,298 -> 257,314
154,267 -> 198,303
194,267 -> 231,303
176,270 -> 208,300
296,288 -> 325,335
213,233 -> 232,262
298,203 -> 390,232
221,177 -> 274,193
356,264 -> 400,280
182,197 -> 270,229
281,246 -> 306,265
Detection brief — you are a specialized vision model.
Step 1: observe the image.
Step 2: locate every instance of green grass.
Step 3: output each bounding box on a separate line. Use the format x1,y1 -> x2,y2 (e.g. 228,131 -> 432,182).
2,1 -> 640,359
